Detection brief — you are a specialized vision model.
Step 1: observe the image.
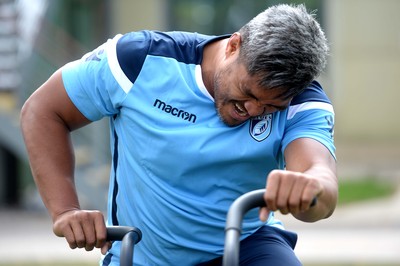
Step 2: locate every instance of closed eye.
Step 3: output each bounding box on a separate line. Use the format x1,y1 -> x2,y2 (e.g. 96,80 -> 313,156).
242,86 -> 290,112
266,104 -> 288,111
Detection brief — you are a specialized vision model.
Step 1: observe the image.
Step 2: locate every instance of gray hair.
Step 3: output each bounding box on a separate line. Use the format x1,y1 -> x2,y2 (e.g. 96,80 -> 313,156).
238,4 -> 329,99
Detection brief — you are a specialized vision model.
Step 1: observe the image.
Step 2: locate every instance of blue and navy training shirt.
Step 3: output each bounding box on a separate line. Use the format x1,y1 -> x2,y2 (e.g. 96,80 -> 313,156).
62,30 -> 335,265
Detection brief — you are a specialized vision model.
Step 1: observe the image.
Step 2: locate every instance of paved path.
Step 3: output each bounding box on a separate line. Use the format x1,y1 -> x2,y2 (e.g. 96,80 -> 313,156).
277,187 -> 400,265
0,209 -> 101,264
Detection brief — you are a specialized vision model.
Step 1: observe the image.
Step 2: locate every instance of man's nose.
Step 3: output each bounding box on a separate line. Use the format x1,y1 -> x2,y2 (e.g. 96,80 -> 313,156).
244,100 -> 265,117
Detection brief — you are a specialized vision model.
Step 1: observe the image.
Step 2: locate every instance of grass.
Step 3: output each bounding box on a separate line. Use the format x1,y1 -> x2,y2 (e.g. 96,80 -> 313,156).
338,177 -> 397,205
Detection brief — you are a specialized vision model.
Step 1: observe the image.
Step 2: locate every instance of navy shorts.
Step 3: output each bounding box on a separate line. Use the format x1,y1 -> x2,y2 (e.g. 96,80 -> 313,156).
197,226 -> 302,266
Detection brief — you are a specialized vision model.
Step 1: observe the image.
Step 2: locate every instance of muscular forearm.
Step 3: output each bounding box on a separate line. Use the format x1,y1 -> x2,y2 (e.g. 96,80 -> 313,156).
292,164 -> 338,222
21,70 -> 108,253
261,138 -> 338,223
285,138 -> 338,222
20,70 -> 90,221
21,97 -> 80,220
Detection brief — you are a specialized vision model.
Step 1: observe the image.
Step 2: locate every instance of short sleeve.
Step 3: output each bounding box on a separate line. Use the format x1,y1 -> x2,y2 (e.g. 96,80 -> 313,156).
61,34 -> 130,121
281,82 -> 336,159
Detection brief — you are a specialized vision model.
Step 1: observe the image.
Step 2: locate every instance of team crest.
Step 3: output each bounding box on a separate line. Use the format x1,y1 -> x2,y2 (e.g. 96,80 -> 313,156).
249,114 -> 273,141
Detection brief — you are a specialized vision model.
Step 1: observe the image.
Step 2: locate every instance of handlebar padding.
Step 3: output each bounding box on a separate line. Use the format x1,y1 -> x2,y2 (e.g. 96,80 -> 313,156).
222,189 -> 317,266
106,226 -> 142,266
223,189 -> 266,266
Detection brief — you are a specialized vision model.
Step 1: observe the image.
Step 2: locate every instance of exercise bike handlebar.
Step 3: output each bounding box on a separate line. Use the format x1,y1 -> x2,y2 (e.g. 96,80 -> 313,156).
105,189 -> 315,266
107,189 -> 265,266
106,226 -> 142,266
105,190 -> 266,266
104,188 -> 261,266
223,188 -> 317,266
223,189 -> 266,266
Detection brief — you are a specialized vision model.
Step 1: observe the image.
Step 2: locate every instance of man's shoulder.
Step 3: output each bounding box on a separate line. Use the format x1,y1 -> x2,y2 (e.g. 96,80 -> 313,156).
117,30 -> 229,64
290,81 -> 331,106
114,30 -> 227,85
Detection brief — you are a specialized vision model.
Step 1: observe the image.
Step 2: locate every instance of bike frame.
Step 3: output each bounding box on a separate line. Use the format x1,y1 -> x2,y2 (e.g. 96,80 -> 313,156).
223,189 -> 266,266
106,189 -> 316,266
106,189 -> 266,266
106,226 -> 142,266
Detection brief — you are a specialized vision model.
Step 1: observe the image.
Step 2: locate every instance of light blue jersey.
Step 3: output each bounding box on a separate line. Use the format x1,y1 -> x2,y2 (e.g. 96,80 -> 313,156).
61,31 -> 335,265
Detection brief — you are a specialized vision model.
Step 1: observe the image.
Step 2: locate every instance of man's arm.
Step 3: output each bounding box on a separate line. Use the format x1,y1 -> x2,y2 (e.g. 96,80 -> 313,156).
260,137 -> 338,222
20,69 -> 109,252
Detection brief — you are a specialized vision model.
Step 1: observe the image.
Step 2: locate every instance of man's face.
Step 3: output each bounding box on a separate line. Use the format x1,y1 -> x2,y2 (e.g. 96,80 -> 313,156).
213,61 -> 291,127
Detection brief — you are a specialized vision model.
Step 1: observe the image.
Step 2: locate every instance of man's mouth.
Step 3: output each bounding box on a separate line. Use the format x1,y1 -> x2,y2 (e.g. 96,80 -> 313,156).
234,102 -> 248,117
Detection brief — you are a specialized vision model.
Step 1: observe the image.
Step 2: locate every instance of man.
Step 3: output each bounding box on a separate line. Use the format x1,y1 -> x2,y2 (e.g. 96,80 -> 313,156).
21,4 -> 337,266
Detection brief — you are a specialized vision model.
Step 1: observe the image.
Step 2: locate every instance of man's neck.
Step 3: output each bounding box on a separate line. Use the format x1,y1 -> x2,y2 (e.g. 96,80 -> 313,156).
201,39 -> 228,97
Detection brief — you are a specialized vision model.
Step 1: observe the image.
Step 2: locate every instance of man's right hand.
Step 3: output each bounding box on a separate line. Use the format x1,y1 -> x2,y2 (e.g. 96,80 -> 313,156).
52,209 -> 111,254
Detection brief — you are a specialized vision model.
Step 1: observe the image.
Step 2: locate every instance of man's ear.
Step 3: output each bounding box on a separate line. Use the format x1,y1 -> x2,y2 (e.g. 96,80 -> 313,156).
225,32 -> 241,57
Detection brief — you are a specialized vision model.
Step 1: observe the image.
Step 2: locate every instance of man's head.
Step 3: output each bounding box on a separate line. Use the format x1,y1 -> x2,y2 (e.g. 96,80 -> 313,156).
212,4 -> 328,127
238,4 -> 328,99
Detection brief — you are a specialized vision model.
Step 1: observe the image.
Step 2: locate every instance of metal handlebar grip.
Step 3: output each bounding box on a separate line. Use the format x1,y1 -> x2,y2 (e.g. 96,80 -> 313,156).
222,189 -> 317,266
106,226 -> 142,266
223,189 -> 266,266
